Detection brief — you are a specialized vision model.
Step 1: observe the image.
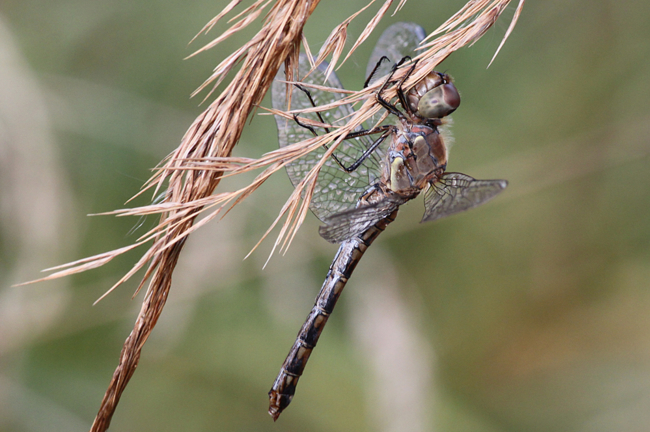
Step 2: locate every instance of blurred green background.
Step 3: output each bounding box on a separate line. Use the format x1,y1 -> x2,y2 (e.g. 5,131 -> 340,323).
2,1 -> 650,431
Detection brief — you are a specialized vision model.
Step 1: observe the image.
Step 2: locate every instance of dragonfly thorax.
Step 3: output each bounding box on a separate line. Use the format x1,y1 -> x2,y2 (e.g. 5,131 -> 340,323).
385,125 -> 447,195
406,72 -> 461,120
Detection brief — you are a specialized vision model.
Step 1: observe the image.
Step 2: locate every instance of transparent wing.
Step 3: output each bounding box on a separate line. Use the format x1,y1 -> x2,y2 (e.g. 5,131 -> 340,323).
422,172 -> 508,223
365,22 -> 427,128
365,22 -> 427,84
318,196 -> 405,243
272,55 -> 386,222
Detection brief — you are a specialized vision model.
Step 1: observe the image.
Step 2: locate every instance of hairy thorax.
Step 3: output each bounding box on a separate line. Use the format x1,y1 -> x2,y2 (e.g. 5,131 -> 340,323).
383,123 -> 448,197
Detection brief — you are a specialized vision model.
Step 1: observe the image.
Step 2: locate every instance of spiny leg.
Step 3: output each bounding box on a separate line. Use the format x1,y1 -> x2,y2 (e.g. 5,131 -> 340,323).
375,56 -> 412,121
370,56 -> 419,118
394,59 -> 419,118
375,56 -> 422,156
364,55 -> 390,88
339,131 -> 391,173
292,84 -> 393,173
293,114 -> 392,173
294,84 -> 331,134
294,84 -> 389,138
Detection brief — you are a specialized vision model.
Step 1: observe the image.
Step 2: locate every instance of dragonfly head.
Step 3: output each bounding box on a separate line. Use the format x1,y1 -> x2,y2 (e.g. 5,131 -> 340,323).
414,73 -> 461,120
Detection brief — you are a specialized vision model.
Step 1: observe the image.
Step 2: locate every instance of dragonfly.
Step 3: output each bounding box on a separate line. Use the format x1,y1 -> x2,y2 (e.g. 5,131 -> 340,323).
269,22 -> 507,420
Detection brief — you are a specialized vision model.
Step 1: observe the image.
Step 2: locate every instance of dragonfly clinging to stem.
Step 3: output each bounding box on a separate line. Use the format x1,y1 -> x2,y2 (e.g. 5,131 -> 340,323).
269,22 -> 507,420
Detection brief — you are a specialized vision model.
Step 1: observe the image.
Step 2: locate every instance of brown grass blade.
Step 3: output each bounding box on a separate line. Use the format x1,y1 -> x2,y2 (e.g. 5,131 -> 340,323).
394,0 -> 408,14
189,0 -> 241,43
339,0 -> 394,67
15,241 -> 149,287
488,0 -> 525,67
186,0 -> 271,60
83,1 -> 321,430
312,0 -> 378,79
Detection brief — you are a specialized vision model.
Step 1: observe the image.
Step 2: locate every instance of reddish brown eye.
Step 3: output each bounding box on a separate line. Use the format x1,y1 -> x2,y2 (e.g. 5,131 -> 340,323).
441,83 -> 460,113
417,81 -> 461,119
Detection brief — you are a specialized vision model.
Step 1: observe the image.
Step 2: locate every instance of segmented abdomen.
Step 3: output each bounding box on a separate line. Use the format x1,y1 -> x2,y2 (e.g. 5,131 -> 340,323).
268,208 -> 399,420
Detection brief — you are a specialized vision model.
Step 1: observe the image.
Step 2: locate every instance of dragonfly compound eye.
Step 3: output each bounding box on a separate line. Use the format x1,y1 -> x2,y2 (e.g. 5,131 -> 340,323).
417,82 -> 461,119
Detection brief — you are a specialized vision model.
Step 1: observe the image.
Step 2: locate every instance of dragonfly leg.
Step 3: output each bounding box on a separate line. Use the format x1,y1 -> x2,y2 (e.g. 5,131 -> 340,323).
375,57 -> 422,157
294,84 -> 387,139
376,56 -> 412,121
292,84 -> 393,173
394,59 -> 420,159
338,130 -> 391,173
292,114 -> 319,136
363,55 -> 391,88
395,59 -> 419,118
293,114 -> 388,173
367,55 -> 418,117
294,84 -> 332,133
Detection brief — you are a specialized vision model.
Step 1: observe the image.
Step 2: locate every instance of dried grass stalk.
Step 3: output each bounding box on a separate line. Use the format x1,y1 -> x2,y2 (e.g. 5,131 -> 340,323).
24,0 -> 524,430
89,1 -> 319,430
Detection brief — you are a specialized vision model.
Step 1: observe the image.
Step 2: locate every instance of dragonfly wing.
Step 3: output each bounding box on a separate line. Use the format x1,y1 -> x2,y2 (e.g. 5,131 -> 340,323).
319,196 -> 404,243
365,22 -> 427,129
366,22 -> 427,84
421,172 -> 508,223
272,55 -> 385,222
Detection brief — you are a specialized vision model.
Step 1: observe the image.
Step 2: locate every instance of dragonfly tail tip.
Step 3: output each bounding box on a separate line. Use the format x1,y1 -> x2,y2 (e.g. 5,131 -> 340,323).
268,406 -> 281,421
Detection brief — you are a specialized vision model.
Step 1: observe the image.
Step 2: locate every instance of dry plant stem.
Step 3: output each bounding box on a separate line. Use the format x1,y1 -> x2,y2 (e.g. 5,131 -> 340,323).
88,1 -> 319,430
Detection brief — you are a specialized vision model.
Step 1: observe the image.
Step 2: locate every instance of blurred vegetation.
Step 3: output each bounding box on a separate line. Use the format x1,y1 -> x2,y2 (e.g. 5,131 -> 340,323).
1,1 -> 650,431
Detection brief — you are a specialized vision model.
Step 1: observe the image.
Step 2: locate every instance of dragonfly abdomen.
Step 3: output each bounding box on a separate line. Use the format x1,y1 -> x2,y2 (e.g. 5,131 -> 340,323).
268,208 -> 398,420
